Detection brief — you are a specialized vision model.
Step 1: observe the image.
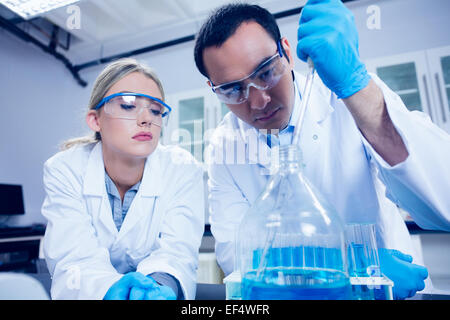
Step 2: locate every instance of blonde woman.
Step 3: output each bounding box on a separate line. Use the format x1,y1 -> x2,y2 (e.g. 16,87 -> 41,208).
41,58 -> 204,300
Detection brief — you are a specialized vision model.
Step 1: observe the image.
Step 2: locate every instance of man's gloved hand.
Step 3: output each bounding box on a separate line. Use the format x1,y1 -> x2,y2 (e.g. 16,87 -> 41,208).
103,272 -> 159,300
378,248 -> 429,300
297,0 -> 371,99
129,276 -> 177,300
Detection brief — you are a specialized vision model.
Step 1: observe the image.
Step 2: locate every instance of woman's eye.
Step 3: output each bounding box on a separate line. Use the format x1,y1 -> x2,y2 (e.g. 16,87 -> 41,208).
151,109 -> 162,116
120,104 -> 136,110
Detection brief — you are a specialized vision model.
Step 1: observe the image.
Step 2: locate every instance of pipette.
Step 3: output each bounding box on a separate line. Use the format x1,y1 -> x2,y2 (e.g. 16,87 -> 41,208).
255,58 -> 316,280
292,58 -> 315,146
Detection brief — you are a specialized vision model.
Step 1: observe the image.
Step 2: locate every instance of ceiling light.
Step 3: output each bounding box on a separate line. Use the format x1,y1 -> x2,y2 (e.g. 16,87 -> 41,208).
0,0 -> 79,20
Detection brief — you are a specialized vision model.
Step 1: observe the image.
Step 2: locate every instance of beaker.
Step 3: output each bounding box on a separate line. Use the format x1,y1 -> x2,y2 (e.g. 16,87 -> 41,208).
345,223 -> 393,300
237,144 -> 351,300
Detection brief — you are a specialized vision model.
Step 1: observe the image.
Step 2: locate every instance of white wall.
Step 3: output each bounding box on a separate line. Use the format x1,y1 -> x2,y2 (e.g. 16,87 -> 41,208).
0,29 -> 91,225
0,0 -> 449,227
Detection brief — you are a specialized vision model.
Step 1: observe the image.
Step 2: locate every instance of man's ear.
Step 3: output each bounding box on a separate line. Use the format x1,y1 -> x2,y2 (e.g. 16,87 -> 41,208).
86,110 -> 101,132
280,37 -> 295,69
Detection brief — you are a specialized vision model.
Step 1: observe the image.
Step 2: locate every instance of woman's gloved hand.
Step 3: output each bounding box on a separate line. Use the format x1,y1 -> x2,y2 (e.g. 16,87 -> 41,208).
297,0 -> 371,98
103,272 -> 159,300
129,276 -> 177,300
378,248 -> 429,300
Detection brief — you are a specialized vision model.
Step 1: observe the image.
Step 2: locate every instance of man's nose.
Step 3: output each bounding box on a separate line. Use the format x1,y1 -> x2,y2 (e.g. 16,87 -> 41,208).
247,85 -> 271,110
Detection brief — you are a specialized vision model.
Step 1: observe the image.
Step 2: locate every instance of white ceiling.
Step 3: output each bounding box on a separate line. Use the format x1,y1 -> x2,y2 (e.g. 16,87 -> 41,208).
40,0 -> 307,64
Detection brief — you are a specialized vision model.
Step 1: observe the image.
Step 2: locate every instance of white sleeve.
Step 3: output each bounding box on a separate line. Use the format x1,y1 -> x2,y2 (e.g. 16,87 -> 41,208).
360,74 -> 450,231
42,160 -> 122,300
136,162 -> 205,300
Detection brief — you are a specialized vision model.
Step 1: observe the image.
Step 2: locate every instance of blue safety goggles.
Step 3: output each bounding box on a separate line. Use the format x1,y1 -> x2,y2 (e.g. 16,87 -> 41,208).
94,92 -> 172,117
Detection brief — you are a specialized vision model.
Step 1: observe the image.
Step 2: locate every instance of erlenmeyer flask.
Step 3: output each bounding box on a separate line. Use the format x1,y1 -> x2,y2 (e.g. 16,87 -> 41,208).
237,144 -> 351,300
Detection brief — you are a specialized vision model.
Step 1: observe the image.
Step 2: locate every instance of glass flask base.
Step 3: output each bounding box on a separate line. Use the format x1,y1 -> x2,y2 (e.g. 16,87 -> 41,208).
242,268 -> 352,300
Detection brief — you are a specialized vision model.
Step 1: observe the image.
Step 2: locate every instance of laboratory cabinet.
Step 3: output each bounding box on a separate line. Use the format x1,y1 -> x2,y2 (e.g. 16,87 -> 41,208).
163,88 -> 229,163
365,45 -> 450,134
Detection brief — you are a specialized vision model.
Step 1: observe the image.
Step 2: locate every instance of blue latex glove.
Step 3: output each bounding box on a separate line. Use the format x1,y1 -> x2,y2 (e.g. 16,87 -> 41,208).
297,0 -> 371,98
143,280 -> 177,300
103,272 -> 158,300
129,276 -> 177,300
129,286 -> 147,300
378,248 -> 429,300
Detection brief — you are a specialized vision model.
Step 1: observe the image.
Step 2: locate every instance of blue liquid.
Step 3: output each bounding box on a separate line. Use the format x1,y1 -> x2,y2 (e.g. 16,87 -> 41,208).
348,243 -> 376,277
351,284 -> 375,300
242,268 -> 351,300
252,246 -> 344,270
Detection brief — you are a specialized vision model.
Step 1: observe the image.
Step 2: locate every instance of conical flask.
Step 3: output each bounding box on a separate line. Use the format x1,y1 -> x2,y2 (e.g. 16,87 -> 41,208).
237,144 -> 351,300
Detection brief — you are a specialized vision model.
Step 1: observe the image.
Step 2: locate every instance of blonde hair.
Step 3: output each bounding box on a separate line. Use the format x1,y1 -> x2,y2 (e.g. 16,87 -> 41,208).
61,58 -> 165,150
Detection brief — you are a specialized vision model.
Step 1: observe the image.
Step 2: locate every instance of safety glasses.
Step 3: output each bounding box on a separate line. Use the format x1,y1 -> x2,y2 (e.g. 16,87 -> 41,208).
210,41 -> 287,105
94,92 -> 172,127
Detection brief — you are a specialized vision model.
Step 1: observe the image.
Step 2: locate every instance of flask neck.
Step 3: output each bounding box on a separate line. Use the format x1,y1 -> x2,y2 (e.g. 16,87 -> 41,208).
278,144 -> 302,172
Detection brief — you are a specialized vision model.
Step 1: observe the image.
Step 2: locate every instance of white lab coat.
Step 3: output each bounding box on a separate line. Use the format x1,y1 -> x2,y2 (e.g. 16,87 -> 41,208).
42,142 -> 205,300
206,71 -> 450,277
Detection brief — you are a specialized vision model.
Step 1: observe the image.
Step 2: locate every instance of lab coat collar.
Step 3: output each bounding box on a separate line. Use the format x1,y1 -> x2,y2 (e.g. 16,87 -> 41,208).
139,146 -> 163,197
83,142 -> 105,196
293,70 -> 334,125
82,142 -> 163,240
82,142 -> 162,197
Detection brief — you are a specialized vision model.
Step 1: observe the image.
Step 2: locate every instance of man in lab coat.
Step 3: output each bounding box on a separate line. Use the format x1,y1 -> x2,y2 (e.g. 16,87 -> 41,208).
194,1 -> 450,298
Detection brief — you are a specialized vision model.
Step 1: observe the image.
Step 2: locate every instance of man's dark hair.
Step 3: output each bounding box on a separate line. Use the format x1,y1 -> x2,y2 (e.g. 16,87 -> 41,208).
194,3 -> 283,78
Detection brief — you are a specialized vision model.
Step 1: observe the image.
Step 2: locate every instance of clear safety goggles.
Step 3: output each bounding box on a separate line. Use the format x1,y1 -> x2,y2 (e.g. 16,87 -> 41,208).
210,41 -> 287,105
94,92 -> 172,127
